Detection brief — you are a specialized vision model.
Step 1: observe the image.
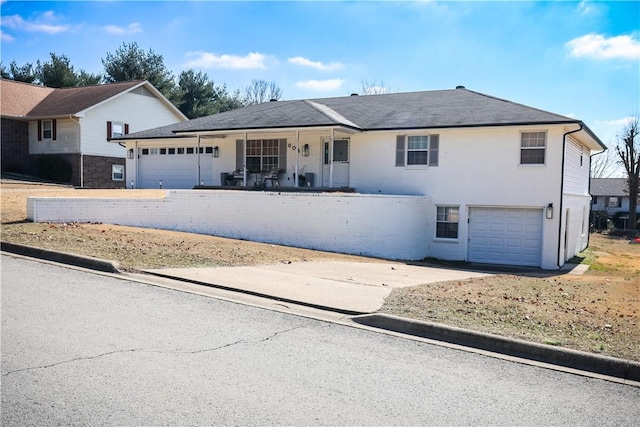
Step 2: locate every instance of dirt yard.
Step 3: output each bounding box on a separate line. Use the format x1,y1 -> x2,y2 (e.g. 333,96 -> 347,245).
1,180 -> 638,361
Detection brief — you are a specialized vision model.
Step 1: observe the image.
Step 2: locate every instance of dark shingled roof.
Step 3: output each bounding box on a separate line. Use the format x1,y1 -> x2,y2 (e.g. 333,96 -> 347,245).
590,178 -> 633,196
26,81 -> 144,117
119,87 -> 590,141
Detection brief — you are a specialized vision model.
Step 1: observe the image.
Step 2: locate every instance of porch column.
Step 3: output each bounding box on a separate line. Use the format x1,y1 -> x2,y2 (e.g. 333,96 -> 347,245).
295,130 -> 300,188
197,135 -> 201,185
329,128 -> 334,188
243,133 -> 247,187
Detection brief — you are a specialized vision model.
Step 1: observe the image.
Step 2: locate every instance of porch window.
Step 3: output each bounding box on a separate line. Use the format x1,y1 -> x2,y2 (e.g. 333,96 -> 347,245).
324,139 -> 350,164
395,134 -> 439,167
436,206 -> 459,239
520,131 -> 546,165
246,139 -> 279,171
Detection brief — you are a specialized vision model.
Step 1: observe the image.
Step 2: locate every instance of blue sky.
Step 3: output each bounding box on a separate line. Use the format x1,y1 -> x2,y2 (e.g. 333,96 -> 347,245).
1,0 -> 638,150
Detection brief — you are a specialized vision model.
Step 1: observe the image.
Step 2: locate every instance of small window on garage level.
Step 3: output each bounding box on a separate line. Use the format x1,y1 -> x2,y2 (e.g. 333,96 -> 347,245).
436,206 -> 459,239
160,148 -> 167,155
177,147 -> 185,154
142,148 -> 149,155
112,165 -> 124,181
168,148 -> 176,155
187,147 -> 194,154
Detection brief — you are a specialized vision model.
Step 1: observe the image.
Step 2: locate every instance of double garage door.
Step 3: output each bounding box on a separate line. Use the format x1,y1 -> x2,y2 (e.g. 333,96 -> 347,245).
468,207 -> 543,267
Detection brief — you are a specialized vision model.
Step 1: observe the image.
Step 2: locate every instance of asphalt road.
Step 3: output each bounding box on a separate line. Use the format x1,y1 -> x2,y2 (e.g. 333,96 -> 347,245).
2,254 -> 639,426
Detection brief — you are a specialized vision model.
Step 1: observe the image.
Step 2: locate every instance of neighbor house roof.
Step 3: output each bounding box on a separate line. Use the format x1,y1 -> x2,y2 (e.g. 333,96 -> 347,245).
0,79 -> 55,118
590,178 -> 632,197
117,86 -> 606,150
0,79 -> 187,120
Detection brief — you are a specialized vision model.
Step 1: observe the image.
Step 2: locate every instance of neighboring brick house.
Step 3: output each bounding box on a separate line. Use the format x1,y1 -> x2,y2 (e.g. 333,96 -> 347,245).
0,79 -> 186,188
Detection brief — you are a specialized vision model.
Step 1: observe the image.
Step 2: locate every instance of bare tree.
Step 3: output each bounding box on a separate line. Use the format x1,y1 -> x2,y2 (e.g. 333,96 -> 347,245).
244,79 -> 282,105
614,115 -> 640,232
590,148 -> 618,178
360,79 -> 394,95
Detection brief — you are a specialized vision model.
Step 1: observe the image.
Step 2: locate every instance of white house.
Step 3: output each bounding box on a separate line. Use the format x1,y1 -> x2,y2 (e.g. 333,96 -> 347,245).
35,86 -> 604,269
0,79 -> 187,188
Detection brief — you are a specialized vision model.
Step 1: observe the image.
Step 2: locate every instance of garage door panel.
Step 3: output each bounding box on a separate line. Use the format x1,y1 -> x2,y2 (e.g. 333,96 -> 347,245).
469,208 -> 542,267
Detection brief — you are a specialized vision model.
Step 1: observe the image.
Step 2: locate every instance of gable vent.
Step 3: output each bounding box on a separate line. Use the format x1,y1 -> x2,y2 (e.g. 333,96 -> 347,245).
456,85 -> 466,89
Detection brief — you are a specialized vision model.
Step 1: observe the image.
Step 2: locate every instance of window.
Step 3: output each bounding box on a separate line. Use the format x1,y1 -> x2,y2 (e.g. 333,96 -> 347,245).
150,148 -> 158,155
142,148 -> 149,155
324,139 -> 349,164
520,131 -> 546,165
38,119 -> 56,141
107,121 -> 128,140
246,139 -> 279,171
177,147 -> 185,154
186,147 -> 194,154
42,120 -> 53,139
168,148 -> 176,155
436,206 -> 459,239
159,148 -> 167,155
606,197 -> 621,208
395,134 -> 439,167
112,165 -> 124,181
205,146 -> 213,154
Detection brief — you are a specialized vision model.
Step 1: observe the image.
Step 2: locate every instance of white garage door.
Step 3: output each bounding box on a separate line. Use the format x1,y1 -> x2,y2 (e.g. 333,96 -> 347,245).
468,207 -> 543,267
138,148 -> 212,189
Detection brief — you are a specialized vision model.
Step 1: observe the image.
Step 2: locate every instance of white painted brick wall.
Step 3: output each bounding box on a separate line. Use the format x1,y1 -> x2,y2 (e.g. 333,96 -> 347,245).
27,190 -> 431,260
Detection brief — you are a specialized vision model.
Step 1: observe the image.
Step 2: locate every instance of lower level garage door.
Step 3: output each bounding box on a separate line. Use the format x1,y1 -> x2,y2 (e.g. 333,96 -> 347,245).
468,207 -> 543,267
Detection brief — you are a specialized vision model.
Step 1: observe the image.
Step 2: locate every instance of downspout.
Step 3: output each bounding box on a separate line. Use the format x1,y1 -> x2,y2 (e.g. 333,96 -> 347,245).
557,124 -> 583,268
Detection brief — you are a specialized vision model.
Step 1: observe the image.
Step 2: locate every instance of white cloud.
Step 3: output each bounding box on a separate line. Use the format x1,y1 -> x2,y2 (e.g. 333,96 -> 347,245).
0,11 -> 70,34
288,56 -> 343,71
295,78 -> 346,92
183,52 -> 267,69
602,116 -> 635,127
1,30 -> 14,42
577,0 -> 597,16
567,33 -> 640,60
104,22 -> 142,35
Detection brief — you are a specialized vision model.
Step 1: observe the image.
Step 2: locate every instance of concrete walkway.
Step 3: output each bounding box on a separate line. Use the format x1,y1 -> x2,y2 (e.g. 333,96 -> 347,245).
143,261 -> 490,314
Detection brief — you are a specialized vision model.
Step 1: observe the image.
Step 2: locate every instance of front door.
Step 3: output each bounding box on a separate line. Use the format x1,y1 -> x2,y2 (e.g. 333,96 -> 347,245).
322,138 -> 350,187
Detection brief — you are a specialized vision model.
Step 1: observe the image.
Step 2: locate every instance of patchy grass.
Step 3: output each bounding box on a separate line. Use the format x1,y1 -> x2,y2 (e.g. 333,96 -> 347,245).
2,180 -> 639,361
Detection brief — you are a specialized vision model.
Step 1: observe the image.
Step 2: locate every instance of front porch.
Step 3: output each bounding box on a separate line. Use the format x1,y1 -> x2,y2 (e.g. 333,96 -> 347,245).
193,184 -> 355,193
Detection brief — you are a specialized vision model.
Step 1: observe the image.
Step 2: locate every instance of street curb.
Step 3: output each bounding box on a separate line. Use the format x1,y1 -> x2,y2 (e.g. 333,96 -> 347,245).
1,241 -> 120,274
352,313 -> 640,383
3,242 -> 638,384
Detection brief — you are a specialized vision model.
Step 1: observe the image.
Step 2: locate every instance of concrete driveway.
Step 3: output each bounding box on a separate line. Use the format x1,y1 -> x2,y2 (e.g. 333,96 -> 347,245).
143,261 -> 490,314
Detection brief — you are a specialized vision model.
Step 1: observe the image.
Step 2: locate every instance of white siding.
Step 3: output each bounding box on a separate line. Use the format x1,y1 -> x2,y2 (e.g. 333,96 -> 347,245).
28,118 -> 80,154
80,90 -> 185,158
563,136 -> 590,196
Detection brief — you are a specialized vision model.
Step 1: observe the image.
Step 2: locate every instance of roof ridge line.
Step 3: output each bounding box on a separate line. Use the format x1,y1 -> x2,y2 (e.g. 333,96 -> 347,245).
304,100 -> 361,129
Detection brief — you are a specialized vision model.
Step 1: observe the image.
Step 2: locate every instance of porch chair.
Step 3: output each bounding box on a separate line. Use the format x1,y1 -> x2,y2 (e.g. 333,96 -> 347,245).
264,169 -> 282,188
231,168 -> 245,186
